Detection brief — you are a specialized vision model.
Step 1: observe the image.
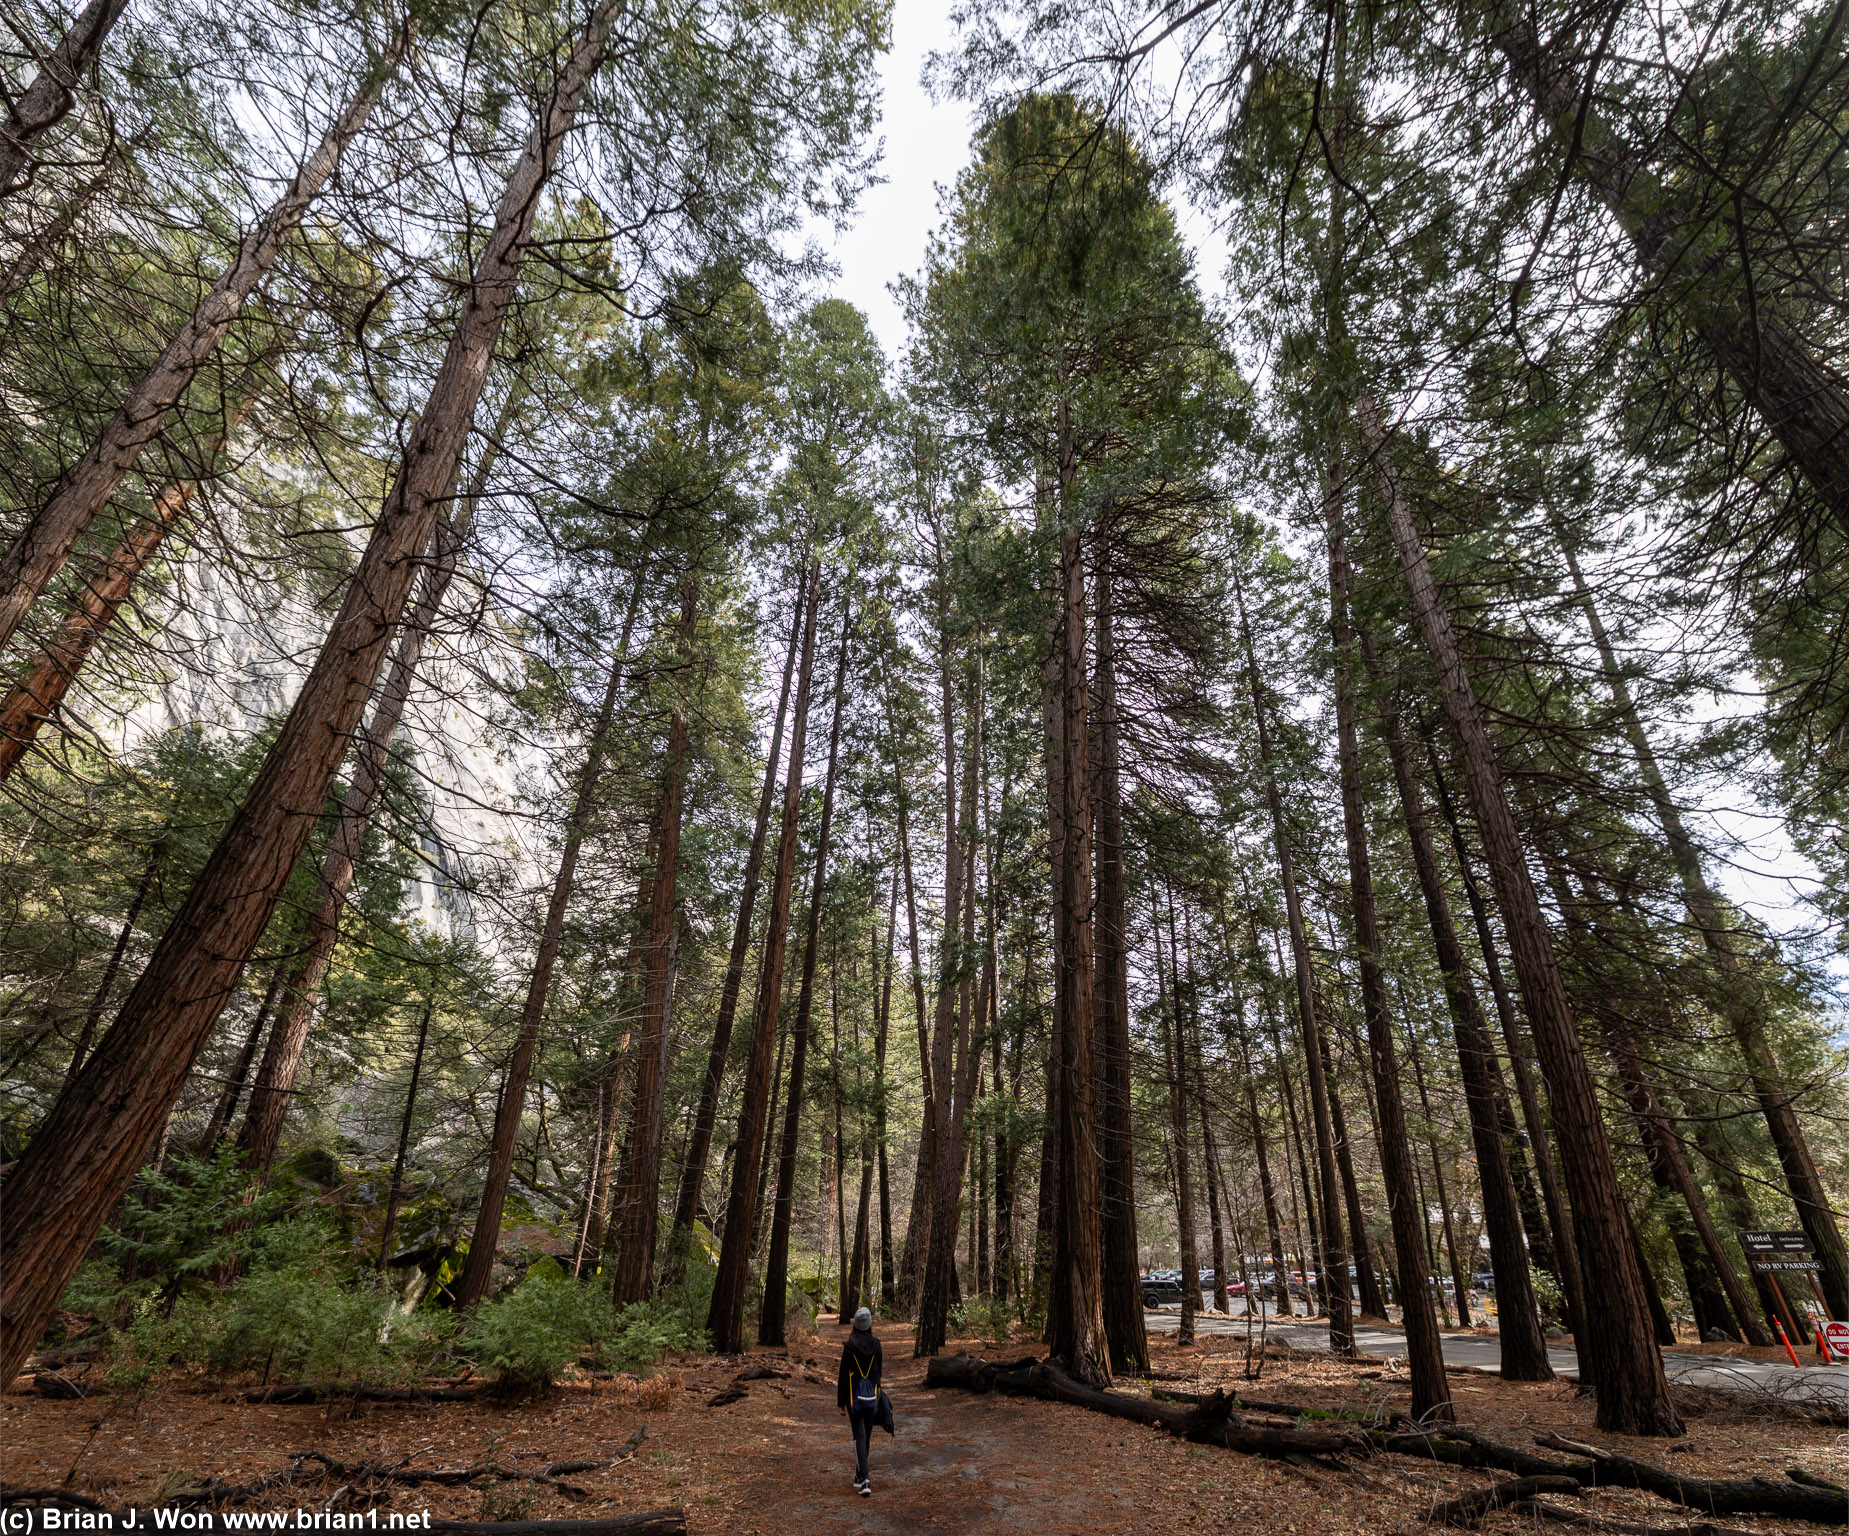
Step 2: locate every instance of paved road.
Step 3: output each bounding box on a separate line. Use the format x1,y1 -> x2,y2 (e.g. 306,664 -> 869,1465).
1144,1307 -> 1849,1407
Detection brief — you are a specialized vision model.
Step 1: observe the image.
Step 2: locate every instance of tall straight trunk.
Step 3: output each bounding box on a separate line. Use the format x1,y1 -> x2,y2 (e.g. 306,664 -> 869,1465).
453,618 -> 637,1308
1047,503 -> 1108,1387
894,791 -> 935,1314
758,601 -> 851,1347
1489,4 -> 1849,530
1328,525 -> 1452,1420
377,994 -> 435,1268
916,647 -> 980,1356
1278,1049 -> 1325,1314
0,0 -> 621,1378
707,563 -> 820,1353
0,380 -> 261,780
671,580 -> 807,1245
608,583 -> 698,1304
0,0 -> 129,195
1363,392 -> 1680,1436
239,398 -> 524,1174
875,866 -> 899,1308
0,31 -> 410,650
1555,531 -> 1849,1321
1426,744 -> 1583,1333
1359,623 -> 1552,1377
1231,986 -> 1293,1318
1090,546 -> 1146,1370
1154,890 -> 1199,1346
1234,577 -> 1353,1352
199,965 -> 284,1156
1181,916 -> 1228,1315
1402,1016 -> 1472,1328
1319,1025 -> 1382,1320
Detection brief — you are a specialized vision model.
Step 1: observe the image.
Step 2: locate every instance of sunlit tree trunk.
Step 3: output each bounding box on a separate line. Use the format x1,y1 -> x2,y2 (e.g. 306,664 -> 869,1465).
0,0 -> 129,195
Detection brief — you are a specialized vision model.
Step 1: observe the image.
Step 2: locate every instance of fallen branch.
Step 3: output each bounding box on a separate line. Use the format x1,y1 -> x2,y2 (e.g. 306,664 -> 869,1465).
1531,1433 -> 1849,1524
1427,1475 -> 1582,1526
1511,1497 -> 1756,1536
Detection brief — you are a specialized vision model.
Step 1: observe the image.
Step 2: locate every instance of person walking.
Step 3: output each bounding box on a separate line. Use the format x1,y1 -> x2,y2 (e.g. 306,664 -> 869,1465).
837,1306 -> 882,1495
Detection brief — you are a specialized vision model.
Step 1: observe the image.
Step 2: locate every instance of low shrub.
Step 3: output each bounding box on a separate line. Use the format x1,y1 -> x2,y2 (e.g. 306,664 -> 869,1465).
460,1272 -> 616,1396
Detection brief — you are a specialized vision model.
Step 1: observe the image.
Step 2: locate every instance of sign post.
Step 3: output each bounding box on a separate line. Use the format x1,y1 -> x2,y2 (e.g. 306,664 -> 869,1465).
1738,1230 -> 1820,1273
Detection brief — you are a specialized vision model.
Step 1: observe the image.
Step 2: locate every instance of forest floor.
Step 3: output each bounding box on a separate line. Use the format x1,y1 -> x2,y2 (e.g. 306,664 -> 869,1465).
5,1324 -> 1846,1536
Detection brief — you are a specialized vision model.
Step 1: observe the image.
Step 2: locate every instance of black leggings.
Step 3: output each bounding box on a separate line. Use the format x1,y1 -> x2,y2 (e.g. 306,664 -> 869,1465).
849,1404 -> 876,1481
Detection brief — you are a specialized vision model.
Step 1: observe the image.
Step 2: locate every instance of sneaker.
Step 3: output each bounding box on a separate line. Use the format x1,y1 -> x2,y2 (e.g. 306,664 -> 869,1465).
860,1482 -> 872,1498
852,1478 -> 865,1492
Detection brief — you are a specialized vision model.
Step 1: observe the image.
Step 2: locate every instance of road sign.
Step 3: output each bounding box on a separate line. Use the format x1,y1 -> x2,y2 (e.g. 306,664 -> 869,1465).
1825,1320 -> 1849,1360
1739,1230 -> 1813,1254
1750,1256 -> 1822,1272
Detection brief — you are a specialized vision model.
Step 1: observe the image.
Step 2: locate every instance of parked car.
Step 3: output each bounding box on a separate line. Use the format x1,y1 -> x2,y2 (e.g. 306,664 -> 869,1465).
1141,1274 -> 1185,1309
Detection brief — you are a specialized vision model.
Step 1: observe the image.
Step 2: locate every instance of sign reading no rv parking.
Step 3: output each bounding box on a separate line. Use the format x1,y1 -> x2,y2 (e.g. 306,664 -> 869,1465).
1738,1229 -> 1821,1273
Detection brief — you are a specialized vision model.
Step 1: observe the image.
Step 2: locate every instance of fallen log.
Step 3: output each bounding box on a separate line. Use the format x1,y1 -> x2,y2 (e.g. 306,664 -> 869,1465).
1511,1498 -> 1756,1536
923,1354 -> 1361,1458
1427,1475 -> 1583,1526
1531,1433 -> 1849,1524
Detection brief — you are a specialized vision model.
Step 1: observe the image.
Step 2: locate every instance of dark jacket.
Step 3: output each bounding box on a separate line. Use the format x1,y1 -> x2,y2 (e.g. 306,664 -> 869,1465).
838,1333 -> 882,1410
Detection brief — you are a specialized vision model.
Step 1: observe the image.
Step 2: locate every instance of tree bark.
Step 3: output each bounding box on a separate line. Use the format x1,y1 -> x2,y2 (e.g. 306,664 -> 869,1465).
1359,622 -> 1552,1378
1046,502 -> 1109,1387
1154,890 -> 1200,1346
0,0 -> 621,1380
0,31 -> 408,650
707,562 -> 820,1353
1234,575 -> 1353,1352
759,599 -> 852,1346
894,788 -> 935,1314
0,0 -> 129,196
1327,524 -> 1451,1420
607,579 -> 699,1305
1090,544 -> 1146,1370
916,643 -> 981,1357
1554,529 -> 1849,1321
1362,390 -> 1680,1436
669,579 -> 807,1248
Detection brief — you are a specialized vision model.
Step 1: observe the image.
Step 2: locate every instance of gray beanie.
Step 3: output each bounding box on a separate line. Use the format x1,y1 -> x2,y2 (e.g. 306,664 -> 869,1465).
852,1306 -> 873,1331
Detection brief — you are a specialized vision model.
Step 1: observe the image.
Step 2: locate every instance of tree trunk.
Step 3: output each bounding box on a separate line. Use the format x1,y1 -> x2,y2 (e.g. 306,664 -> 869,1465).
238,394 -> 521,1176
1360,623 -> 1552,1378
199,965 -> 284,1157
1091,545 -> 1146,1370
1555,529 -> 1849,1322
0,0 -> 129,195
707,563 -> 820,1353
1234,575 -> 1353,1352
66,836 -> 160,1080
1183,918 -> 1230,1316
916,643 -> 980,1357
377,994 -> 435,1268
607,582 -> 698,1305
759,600 -> 852,1346
1362,391 -> 1680,1436
669,579 -> 807,1247
1489,5 -> 1849,531
1154,890 -> 1200,1347
875,867 -> 899,1309
0,31 -> 409,650
453,614 -> 637,1309
1328,524 -> 1452,1420
0,0 -> 621,1380
1425,743 -> 1583,1335
1046,500 -> 1109,1388
894,789 -> 935,1315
